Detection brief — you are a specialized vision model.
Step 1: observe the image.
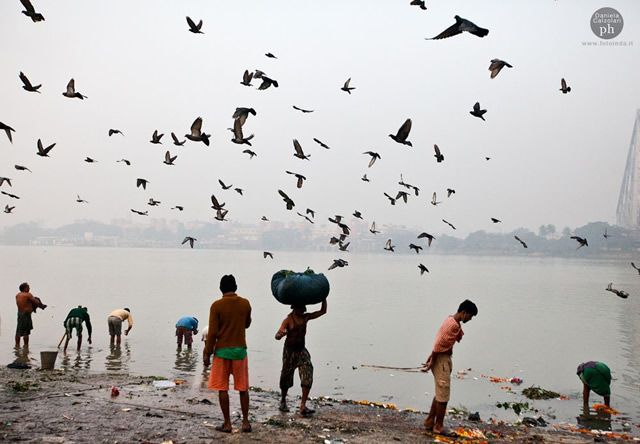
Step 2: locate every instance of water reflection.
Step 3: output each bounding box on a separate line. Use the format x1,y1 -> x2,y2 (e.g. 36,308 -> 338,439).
174,346 -> 198,373
60,348 -> 93,371
577,405 -> 612,432
11,346 -> 31,368
105,343 -> 130,372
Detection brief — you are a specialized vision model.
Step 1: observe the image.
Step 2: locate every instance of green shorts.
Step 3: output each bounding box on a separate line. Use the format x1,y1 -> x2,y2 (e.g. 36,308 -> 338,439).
16,311 -> 33,337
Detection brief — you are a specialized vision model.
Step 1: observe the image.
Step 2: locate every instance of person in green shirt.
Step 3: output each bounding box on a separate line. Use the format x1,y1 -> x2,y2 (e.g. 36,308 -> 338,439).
63,306 -> 92,352
577,361 -> 612,407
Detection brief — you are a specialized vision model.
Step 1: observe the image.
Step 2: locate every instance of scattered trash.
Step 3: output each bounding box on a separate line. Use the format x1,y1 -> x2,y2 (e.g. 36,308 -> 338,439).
593,404 -> 620,415
121,408 -> 131,412
496,401 -> 531,415
152,380 -> 176,389
110,386 -> 119,397
522,416 -> 547,427
468,412 -> 481,421
522,386 -> 561,400
510,377 -> 523,384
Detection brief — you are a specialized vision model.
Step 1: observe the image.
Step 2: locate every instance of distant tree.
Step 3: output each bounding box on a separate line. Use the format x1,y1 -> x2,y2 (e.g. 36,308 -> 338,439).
546,224 -> 556,238
562,227 -> 572,238
538,225 -> 548,238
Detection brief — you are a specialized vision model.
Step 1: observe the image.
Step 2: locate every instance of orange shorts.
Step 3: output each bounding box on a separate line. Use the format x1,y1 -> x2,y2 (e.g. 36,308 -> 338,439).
208,356 -> 249,391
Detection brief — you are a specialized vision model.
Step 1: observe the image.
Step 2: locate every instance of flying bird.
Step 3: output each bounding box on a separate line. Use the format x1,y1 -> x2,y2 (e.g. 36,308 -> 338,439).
0,122 -> 15,143
389,119 -> 412,146
0,177 -> 12,187
560,78 -> 571,94
353,210 -> 363,219
570,236 -> 588,249
631,262 -> 640,275
231,118 -> 254,146
396,190 -> 409,203
210,194 -> 225,210
232,107 -> 257,126
384,239 -> 395,252
84,157 -> 97,163
418,264 -> 429,275
446,188 -> 455,197
169,132 -> 185,146
363,151 -> 381,168
163,151 -> 177,165
514,235 -> 528,249
265,52 -> 277,59
410,0 -> 427,10
263,251 -> 274,259
240,70 -> 253,87
434,144 -> 444,163
361,174 -> 370,182
293,139 -> 310,160
136,178 -> 149,190
606,283 -> 628,299
150,130 -> 164,144
214,208 -> 228,221
62,79 -> 87,99
148,198 -> 161,206
14,164 -> 31,172
76,194 -> 88,203
171,206 -> 184,211
20,0 -> 44,22
383,192 -> 396,205
218,179 -> 233,190
36,139 -> 55,157
409,243 -> 423,254
234,188 -> 244,195
427,15 -> 489,40
108,129 -> 124,137
185,117 -> 210,146
117,159 -> 131,166
431,192 -> 441,206
297,212 -> 314,224
328,259 -> 349,271
1,191 -> 20,199
313,138 -> 330,149
182,236 -> 197,248
489,59 -> 513,79
186,16 -> 204,34
257,75 -> 279,90
418,232 -> 435,246
4,204 -> 15,213
131,209 -> 148,216
242,149 -> 257,159
491,218 -> 501,223
341,78 -> 355,94
370,221 -> 380,234
443,219 -> 456,230
278,189 -> 295,210
293,105 -> 314,113
286,171 -> 306,188
19,72 -> 41,93
470,102 -> 487,121
261,216 -> 269,222
603,228 -> 611,239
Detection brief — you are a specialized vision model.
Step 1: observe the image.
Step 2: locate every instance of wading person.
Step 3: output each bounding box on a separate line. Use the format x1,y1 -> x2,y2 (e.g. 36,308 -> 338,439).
107,308 -> 133,345
275,299 -> 327,415
203,274 -> 252,433
577,361 -> 611,407
175,316 -> 198,348
63,305 -> 92,352
15,282 -> 46,347
421,299 -> 478,436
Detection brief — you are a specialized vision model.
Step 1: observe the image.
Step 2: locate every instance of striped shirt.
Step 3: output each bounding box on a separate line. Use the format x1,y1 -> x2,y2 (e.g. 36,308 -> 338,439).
432,315 -> 463,353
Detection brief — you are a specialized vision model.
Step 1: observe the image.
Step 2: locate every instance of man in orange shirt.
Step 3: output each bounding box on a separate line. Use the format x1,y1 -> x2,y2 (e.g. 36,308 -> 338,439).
203,274 -> 252,433
421,299 -> 478,436
15,282 -> 46,347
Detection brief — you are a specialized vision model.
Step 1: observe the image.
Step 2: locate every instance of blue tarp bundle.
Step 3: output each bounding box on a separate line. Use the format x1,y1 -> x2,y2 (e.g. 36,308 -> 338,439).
271,269 -> 330,305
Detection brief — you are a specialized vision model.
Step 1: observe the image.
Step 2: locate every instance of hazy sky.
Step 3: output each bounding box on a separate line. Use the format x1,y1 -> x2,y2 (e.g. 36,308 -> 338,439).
1,0 -> 639,238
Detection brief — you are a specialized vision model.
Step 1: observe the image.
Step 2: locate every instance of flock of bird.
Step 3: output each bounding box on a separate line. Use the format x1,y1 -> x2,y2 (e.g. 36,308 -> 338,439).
1,1 -> 630,290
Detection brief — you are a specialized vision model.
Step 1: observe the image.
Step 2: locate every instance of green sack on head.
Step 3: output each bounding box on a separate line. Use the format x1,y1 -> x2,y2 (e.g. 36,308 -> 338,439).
271,269 -> 330,306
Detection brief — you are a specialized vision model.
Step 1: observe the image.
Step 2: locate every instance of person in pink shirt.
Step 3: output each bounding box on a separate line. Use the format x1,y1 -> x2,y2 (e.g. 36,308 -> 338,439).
421,299 -> 478,437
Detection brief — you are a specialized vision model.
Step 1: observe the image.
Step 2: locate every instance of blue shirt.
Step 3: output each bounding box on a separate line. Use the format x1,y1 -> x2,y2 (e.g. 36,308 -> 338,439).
175,316 -> 198,331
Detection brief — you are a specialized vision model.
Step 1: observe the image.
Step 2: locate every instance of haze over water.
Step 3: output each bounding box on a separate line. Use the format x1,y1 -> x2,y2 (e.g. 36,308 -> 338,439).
1,246 -> 638,436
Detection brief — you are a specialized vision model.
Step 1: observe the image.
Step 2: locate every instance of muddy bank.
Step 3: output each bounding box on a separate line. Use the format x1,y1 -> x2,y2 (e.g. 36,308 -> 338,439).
1,366 -> 636,443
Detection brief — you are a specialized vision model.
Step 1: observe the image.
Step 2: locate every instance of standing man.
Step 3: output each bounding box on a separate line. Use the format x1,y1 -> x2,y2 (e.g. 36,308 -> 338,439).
175,316 -> 198,348
275,299 -> 327,415
203,275 -> 252,433
421,299 -> 478,437
577,361 -> 612,407
15,282 -> 46,347
63,305 -> 93,352
107,308 -> 133,345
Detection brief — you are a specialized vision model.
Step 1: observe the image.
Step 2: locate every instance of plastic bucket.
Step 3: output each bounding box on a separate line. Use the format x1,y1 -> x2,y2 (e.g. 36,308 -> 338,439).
40,351 -> 58,370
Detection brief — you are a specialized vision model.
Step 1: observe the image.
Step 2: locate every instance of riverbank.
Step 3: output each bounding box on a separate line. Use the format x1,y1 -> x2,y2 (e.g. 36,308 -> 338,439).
1,366 -> 637,443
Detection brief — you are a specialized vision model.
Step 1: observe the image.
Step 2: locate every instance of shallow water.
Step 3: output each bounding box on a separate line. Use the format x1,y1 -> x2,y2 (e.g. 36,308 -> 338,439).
1,246 -> 638,436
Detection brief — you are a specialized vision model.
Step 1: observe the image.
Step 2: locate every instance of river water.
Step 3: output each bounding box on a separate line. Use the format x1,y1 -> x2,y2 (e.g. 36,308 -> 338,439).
1,246 -> 638,435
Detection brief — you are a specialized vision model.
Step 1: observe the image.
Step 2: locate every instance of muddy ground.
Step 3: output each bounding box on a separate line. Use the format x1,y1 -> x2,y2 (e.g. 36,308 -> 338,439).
1,366 -> 636,443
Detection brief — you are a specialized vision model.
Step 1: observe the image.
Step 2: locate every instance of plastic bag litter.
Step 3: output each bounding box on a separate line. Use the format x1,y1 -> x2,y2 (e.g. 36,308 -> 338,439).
153,380 -> 176,389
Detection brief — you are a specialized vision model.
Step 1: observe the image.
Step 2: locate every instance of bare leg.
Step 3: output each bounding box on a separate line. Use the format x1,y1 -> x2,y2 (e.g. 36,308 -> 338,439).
433,401 -> 448,434
110,335 -> 115,346
23,335 -> 29,347
280,388 -> 288,408
15,336 -> 20,347
583,384 -> 590,406
300,385 -> 311,412
77,335 -> 83,351
64,336 -> 71,353
239,390 -> 250,431
218,390 -> 232,431
424,397 -> 437,428
116,334 -> 121,345
604,395 -> 610,408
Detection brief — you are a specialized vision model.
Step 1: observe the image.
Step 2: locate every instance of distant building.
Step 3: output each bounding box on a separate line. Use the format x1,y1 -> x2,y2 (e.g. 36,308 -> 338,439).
617,110 -> 640,229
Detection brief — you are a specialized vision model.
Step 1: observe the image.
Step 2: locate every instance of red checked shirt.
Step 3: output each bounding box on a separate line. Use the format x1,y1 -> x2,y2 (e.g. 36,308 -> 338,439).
432,315 -> 464,353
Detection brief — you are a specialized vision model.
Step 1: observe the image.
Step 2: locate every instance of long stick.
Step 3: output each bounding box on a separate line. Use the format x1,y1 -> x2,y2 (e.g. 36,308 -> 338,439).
57,332 -> 67,348
360,364 -> 423,371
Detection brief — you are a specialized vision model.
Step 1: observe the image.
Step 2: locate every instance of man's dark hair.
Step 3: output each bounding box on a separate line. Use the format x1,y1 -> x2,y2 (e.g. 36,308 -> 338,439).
124,308 -> 130,313
19,282 -> 29,292
458,299 -> 478,316
220,274 -> 237,293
